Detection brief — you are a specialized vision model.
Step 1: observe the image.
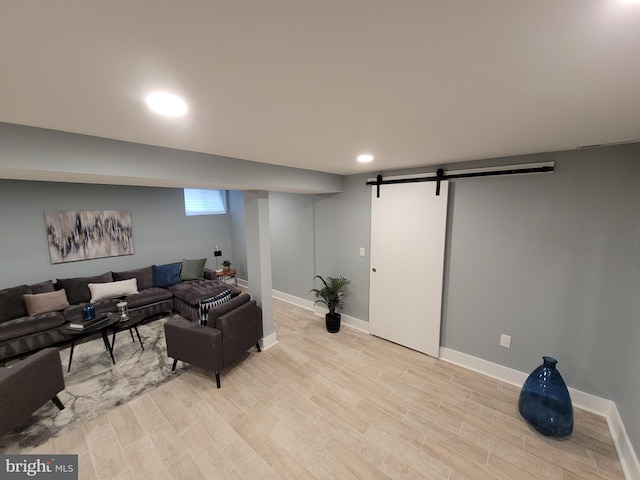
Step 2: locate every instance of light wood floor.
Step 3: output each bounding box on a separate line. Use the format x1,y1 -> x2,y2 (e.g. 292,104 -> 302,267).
25,299 -> 624,479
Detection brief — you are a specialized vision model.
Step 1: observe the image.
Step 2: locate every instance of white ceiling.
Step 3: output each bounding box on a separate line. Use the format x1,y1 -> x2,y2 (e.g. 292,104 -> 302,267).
1,1 -> 639,176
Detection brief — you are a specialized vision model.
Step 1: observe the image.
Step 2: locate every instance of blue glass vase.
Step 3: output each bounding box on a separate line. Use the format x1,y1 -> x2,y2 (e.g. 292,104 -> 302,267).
518,356 -> 573,437
81,304 -> 96,321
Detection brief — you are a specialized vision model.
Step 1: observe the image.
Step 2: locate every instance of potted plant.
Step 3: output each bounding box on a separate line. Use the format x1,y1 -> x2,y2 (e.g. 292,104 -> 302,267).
310,275 -> 350,333
222,260 -> 232,271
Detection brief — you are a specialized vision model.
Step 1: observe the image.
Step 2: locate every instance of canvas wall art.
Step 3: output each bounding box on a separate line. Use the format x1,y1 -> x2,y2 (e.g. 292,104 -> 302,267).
45,210 -> 134,264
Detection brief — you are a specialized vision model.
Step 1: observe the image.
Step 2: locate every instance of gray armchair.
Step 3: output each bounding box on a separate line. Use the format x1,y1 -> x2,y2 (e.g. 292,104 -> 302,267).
164,293 -> 262,387
0,348 -> 65,438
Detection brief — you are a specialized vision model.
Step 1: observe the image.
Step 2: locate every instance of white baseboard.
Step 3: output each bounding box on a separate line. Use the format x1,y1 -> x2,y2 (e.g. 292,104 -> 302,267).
439,347 -> 528,387
439,347 -> 640,480
265,290 -> 639,479
339,313 -> 370,333
439,347 -> 613,413
261,331 -> 278,351
272,288 -> 370,334
310,305 -> 370,334
609,402 -> 640,480
273,289 -> 315,310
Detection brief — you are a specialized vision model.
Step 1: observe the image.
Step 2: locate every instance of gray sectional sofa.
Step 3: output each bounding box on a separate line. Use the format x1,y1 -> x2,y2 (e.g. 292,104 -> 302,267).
0,261 -> 243,362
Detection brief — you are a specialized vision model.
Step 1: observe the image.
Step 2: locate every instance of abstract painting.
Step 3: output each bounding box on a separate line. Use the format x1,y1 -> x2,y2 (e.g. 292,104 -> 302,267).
44,210 -> 134,264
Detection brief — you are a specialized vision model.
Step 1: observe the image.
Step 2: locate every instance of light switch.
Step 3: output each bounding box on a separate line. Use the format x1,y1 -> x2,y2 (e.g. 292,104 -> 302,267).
359,247 -> 365,257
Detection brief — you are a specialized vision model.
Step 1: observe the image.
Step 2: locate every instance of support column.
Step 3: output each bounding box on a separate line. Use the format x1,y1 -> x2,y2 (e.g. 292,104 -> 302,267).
244,191 -> 276,348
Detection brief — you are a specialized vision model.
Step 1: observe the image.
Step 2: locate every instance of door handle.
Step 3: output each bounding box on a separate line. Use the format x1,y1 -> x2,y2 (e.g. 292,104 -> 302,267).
372,268 -> 377,272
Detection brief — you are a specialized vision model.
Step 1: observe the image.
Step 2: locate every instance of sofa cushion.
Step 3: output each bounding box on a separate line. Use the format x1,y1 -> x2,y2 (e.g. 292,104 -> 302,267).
113,266 -> 154,291
124,287 -> 174,308
181,258 -> 207,281
153,263 -> 182,288
198,289 -> 231,325
56,272 -> 114,305
167,279 -> 239,308
0,285 -> 31,323
89,278 -> 138,302
0,311 -> 66,342
30,280 -> 55,294
23,290 -> 70,316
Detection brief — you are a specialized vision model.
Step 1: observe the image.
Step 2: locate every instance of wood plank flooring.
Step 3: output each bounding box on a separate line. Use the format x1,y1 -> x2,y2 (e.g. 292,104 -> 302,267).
25,299 -> 624,479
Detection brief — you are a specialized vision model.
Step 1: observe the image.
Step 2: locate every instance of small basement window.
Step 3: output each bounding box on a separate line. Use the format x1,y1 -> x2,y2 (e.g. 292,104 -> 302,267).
184,189 -> 227,216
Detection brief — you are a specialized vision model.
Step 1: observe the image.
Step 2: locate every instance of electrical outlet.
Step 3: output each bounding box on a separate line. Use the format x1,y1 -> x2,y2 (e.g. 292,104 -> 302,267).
500,334 -> 511,348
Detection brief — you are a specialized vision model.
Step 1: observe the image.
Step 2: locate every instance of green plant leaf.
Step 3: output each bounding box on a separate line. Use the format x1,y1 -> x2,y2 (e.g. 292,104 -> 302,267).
309,274 -> 350,315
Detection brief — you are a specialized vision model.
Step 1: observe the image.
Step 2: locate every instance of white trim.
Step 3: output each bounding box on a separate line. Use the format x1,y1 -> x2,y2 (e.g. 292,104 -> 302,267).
367,161 -> 555,183
439,347 -> 640,480
273,289 -> 315,310
311,305 -> 370,334
268,291 -> 638,478
609,403 -> 640,480
261,331 -> 278,351
439,348 -> 611,413
272,288 -> 370,333
338,313 -> 370,334
438,347 -> 528,386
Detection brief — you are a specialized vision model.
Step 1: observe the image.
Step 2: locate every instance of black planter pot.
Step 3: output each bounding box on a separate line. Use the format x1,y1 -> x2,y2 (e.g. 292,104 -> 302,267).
325,312 -> 341,333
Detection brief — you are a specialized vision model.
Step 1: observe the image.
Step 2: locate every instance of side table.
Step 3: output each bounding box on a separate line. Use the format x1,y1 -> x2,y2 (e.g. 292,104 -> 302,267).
215,267 -> 237,286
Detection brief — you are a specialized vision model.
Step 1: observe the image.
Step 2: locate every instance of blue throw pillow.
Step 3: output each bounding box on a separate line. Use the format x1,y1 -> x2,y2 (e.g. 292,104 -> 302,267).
152,263 -> 182,288
198,289 -> 231,325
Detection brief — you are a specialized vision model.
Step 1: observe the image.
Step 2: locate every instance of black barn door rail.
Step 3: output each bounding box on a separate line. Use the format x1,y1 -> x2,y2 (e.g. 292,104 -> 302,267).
367,162 -> 554,197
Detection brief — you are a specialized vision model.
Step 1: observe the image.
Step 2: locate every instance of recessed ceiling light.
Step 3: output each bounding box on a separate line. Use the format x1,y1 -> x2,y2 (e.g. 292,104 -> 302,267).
146,92 -> 188,117
357,154 -> 374,163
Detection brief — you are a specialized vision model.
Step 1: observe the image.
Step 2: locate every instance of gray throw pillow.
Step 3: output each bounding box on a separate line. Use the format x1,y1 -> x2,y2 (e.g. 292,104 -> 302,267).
113,266 -> 154,290
56,271 -> 114,305
181,258 -> 207,281
0,284 -> 32,322
30,280 -> 55,294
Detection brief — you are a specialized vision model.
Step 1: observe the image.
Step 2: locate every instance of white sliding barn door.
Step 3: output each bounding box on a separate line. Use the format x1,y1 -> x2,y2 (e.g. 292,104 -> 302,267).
369,181 -> 448,357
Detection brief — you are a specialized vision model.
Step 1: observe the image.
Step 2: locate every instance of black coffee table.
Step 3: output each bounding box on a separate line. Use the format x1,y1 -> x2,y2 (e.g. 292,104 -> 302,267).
61,315 -> 120,372
105,310 -> 146,353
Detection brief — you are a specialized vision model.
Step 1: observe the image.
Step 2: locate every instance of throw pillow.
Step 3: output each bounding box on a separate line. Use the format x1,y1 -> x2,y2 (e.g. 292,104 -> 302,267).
113,266 -> 154,290
23,289 -> 70,316
153,263 -> 182,288
89,278 -> 139,302
56,271 -> 114,305
198,289 -> 231,326
0,285 -> 33,323
0,284 -> 32,323
180,258 -> 207,281
30,280 -> 55,294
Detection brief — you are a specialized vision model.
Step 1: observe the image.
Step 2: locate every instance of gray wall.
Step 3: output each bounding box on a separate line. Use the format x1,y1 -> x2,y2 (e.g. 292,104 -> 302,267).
0,179 -> 231,289
229,190 -> 320,300
1,121 -> 638,458
269,192 -> 316,299
313,174 -> 373,318
302,144 -> 640,460
441,147 -> 640,457
228,190 -> 248,280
